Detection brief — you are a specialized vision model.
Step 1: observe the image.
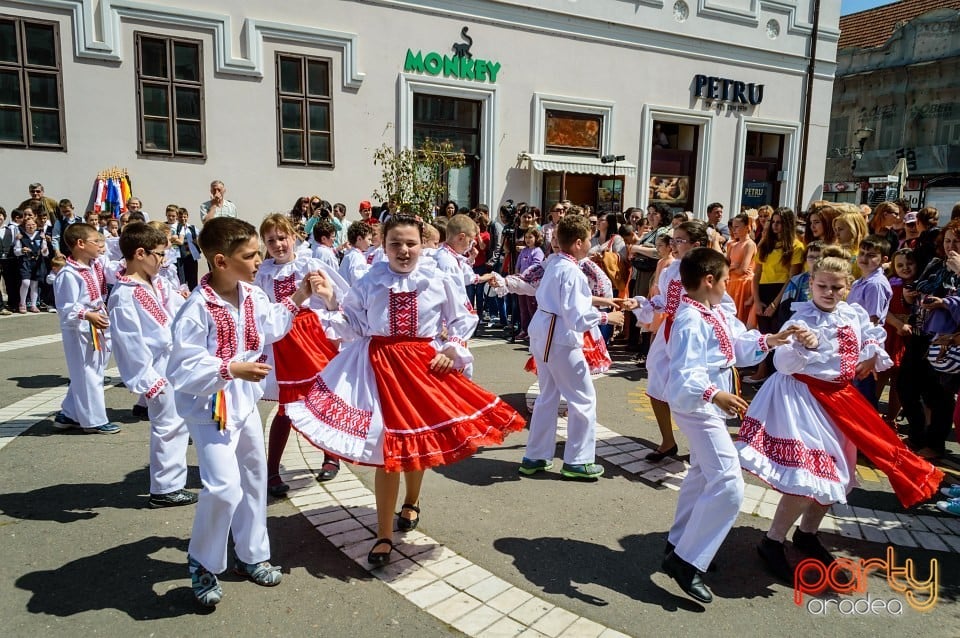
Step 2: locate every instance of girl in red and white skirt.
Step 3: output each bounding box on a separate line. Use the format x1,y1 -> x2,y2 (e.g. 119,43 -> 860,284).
288,214 -> 525,566
736,255 -> 942,583
255,214 -> 348,496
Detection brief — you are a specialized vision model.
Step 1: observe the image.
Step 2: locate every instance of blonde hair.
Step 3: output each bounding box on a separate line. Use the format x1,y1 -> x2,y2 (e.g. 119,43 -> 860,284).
259,213 -> 297,238
833,211 -> 868,248
422,223 -> 440,243
811,255 -> 853,284
147,220 -> 170,236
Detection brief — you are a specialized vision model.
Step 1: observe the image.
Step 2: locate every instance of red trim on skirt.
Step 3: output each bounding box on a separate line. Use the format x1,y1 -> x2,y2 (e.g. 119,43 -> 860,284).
370,336 -> 525,472
274,309 -> 339,404
794,374 -> 943,508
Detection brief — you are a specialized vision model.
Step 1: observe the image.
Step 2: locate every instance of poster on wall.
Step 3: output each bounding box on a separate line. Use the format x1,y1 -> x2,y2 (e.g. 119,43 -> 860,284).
597,178 -> 623,215
649,175 -> 690,205
741,180 -> 772,208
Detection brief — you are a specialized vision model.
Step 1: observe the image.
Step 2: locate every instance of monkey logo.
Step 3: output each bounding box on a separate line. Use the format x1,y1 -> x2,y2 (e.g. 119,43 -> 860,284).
452,26 -> 473,59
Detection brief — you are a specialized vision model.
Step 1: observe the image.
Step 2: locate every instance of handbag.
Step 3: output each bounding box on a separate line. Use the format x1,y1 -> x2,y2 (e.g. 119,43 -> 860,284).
598,238 -> 630,292
927,339 -> 960,374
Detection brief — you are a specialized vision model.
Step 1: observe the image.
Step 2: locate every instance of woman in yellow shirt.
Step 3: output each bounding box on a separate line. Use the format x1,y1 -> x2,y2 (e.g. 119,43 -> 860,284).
746,207 -> 804,383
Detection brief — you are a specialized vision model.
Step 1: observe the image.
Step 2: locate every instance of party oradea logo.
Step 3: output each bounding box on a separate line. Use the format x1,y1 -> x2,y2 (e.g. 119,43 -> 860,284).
793,547 -> 938,615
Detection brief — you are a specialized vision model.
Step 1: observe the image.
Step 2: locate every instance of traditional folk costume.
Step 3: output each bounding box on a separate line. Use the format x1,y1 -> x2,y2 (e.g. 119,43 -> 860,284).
167,276 -> 300,574
339,247 -> 369,287
524,253 -> 611,467
666,296 -> 771,572
108,272 -> 188,495
54,257 -> 111,428
632,259 -> 684,402
737,301 -> 942,508
253,256 -> 347,405
297,242 -> 340,271
494,255 -> 611,375
437,243 -> 483,289
286,261 -> 523,472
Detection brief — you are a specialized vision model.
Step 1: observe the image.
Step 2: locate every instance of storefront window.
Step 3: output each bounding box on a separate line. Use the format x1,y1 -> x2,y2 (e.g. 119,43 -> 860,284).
544,109 -> 602,156
649,120 -> 698,212
413,93 -> 481,207
741,131 -> 784,208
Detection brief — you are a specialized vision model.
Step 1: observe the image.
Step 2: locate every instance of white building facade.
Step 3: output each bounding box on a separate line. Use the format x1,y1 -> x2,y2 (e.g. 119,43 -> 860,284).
0,0 -> 839,219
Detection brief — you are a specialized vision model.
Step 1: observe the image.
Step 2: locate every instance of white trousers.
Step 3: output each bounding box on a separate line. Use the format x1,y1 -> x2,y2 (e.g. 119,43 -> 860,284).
525,343 -> 596,465
644,322 -> 669,402
187,410 -> 270,574
667,412 -> 744,572
146,390 -> 190,495
60,334 -> 108,428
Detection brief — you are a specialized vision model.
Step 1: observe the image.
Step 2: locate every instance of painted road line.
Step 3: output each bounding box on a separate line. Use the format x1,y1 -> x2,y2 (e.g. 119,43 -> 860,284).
0,332 -> 62,354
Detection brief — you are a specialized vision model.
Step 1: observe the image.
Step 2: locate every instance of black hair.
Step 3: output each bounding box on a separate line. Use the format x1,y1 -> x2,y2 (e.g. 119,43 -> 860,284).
119,222 -> 168,260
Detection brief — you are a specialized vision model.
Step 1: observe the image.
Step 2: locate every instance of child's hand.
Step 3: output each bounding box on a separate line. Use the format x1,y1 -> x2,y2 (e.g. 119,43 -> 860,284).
429,347 -> 457,374
921,295 -> 945,310
713,391 -> 748,417
902,288 -> 919,304
605,310 -> 625,326
86,311 -> 109,329
764,327 -> 796,348
792,327 -> 819,349
290,275 -> 315,307
229,361 -> 272,382
855,355 -> 878,380
616,297 -> 639,311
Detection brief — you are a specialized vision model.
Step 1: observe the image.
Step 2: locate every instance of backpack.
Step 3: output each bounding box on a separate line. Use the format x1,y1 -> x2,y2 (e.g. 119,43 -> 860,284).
597,237 -> 630,293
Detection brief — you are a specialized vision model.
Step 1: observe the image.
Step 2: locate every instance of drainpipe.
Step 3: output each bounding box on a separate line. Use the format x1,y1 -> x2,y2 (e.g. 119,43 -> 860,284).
796,0 -> 821,214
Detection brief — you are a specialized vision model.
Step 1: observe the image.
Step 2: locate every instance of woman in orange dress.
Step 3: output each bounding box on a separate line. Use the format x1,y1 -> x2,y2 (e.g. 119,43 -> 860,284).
725,213 -> 756,325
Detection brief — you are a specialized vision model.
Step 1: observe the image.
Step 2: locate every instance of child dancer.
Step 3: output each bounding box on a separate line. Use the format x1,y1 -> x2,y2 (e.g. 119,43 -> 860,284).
737,256 -> 943,583
255,214 -> 347,494
287,214 -> 524,566
108,222 -> 195,507
302,218 -> 340,270
662,248 -> 797,603
626,220 -> 709,462
520,215 -> 624,479
167,217 -> 319,606
52,223 -> 120,434
339,221 -> 373,286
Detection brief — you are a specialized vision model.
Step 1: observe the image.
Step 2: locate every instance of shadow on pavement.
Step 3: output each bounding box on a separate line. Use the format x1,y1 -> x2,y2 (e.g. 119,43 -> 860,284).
8,374 -> 68,389
431,453 -> 525,486
495,529 -> 780,612
0,467 -> 201,522
15,535 -> 198,619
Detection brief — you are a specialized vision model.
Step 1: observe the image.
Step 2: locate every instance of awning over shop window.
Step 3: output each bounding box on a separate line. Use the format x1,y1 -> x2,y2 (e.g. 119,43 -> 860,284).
521,153 -> 637,177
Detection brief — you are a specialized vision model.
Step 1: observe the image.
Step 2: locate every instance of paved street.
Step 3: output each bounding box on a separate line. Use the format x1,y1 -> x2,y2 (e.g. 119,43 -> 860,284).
1,314 -> 959,637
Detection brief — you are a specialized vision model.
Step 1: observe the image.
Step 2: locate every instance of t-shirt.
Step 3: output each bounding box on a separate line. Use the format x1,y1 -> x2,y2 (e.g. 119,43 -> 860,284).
756,238 -> 803,284
474,231 -> 490,268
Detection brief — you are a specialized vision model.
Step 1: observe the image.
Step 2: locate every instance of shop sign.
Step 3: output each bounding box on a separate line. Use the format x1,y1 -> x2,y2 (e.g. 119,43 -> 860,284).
742,180 -> 771,207
693,74 -> 763,112
404,27 -> 501,83
823,182 -> 855,193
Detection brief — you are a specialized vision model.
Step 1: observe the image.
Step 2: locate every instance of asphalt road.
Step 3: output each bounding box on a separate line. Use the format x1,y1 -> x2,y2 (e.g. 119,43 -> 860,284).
0,313 -> 958,637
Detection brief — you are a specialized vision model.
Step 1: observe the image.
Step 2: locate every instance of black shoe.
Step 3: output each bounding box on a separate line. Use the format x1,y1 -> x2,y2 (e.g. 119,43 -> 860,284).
316,457 -> 340,482
646,444 -> 678,463
149,489 -> 198,508
758,536 -> 793,584
268,481 -> 290,498
791,529 -> 834,565
665,541 -> 717,572
661,551 -> 713,603
397,503 -> 420,531
367,538 -> 393,567
132,404 -> 149,419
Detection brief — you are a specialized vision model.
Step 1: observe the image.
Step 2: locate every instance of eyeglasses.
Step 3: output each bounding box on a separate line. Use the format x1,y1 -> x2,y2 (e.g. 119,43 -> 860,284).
87,238 -> 106,246
551,208 -> 563,213
311,200 -> 321,206
589,220 -> 598,225
670,238 -> 690,245
148,250 -> 166,259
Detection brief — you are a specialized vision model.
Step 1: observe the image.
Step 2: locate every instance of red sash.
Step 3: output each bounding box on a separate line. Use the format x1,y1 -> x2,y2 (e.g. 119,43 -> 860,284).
795,374 -> 943,508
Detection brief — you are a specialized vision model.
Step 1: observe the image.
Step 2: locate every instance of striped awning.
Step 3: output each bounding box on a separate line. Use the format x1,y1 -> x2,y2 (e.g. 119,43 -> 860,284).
521,152 -> 637,177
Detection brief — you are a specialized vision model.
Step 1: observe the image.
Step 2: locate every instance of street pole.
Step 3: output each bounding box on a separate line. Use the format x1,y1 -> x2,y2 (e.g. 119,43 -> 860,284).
796,0 -> 821,215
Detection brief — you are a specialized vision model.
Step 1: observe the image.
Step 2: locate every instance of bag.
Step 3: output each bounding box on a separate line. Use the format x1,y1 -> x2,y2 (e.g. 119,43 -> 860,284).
632,255 -> 659,272
927,340 -> 960,374
598,238 -> 630,293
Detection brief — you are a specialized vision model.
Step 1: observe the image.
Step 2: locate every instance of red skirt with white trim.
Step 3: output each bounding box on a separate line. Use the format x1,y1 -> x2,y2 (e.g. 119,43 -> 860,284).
273,309 -> 339,404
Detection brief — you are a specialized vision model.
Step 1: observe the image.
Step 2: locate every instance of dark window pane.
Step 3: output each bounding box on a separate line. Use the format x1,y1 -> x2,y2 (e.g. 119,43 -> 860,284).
309,133 -> 330,163
413,94 -> 480,129
279,57 -> 301,93
176,121 -> 202,153
0,70 -> 21,105
0,21 -> 17,63
143,84 -> 168,117
282,131 -> 303,160
30,109 -> 60,144
24,23 -> 56,67
173,42 -> 200,81
281,100 -> 302,130
143,119 -> 170,151
140,38 -> 168,78
412,127 -> 478,155
0,107 -> 23,142
308,102 -> 329,132
28,73 -> 58,109
307,60 -> 329,97
175,87 -> 201,119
